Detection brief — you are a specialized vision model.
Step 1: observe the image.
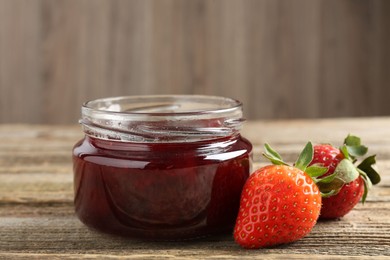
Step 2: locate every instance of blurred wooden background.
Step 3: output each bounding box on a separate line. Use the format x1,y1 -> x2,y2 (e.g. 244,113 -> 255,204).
0,0 -> 389,124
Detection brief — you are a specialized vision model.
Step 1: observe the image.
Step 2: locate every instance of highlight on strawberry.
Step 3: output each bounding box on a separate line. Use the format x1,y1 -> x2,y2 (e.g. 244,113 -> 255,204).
309,134 -> 381,219
234,142 -> 327,249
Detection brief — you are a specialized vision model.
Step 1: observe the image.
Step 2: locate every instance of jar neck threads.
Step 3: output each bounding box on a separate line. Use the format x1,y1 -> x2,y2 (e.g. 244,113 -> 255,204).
80,95 -> 245,143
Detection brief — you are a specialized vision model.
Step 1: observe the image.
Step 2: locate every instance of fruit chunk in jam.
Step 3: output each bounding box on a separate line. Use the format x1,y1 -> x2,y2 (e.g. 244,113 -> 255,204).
73,135 -> 252,240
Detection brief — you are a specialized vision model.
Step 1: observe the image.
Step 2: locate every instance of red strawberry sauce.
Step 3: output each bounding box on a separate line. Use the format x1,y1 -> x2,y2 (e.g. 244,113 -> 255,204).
73,134 -> 252,240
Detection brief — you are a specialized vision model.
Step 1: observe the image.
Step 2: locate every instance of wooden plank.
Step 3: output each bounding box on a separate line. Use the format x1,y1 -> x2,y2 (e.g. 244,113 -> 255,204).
368,0 -> 390,116
0,0 -> 43,123
242,117 -> 390,148
0,162 -> 388,205
1,1 -> 390,123
0,119 -> 390,258
204,0 -> 250,103
0,211 -> 389,257
244,0 -> 322,119
1,253 -> 388,260
41,0 -> 112,123
319,1 -> 369,117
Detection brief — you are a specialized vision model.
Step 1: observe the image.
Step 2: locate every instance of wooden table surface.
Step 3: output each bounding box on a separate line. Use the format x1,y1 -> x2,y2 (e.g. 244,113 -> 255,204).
1,117 -> 390,259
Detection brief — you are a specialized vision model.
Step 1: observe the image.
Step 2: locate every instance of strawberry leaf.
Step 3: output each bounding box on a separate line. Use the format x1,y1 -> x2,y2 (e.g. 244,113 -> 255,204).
344,134 -> 361,146
316,171 -> 345,196
333,159 -> 360,183
317,178 -> 344,194
357,155 -> 380,185
264,143 -> 283,160
263,144 -> 288,166
317,171 -> 337,183
321,190 -> 338,198
362,180 -> 368,204
305,165 -> 328,178
262,153 -> 288,166
340,145 -> 351,160
316,159 -> 359,197
347,145 -> 368,158
358,170 -> 372,204
344,134 -> 368,158
295,142 -> 313,171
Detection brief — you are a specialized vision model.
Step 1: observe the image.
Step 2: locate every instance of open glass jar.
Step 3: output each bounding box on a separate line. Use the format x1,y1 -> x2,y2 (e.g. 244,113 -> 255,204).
72,95 -> 252,240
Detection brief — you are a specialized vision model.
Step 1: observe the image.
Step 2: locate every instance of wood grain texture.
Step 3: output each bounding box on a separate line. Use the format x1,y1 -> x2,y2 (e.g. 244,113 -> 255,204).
1,118 -> 390,258
0,0 -> 43,123
0,0 -> 390,123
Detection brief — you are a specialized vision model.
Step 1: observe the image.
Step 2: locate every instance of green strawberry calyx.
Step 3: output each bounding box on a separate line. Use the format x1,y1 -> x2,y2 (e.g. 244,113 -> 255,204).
263,142 -> 332,197
339,134 -> 380,203
262,136 -> 381,201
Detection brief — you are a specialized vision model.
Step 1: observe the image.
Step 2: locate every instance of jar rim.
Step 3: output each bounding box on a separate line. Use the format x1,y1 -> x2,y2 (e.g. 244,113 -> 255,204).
82,95 -> 242,117
80,95 -> 245,143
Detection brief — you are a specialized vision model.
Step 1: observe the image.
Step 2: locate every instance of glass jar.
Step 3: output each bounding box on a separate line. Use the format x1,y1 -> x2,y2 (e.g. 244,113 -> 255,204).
72,95 -> 252,240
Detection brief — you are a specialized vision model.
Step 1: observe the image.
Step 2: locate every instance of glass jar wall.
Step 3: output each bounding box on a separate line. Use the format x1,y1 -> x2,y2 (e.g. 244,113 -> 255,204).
73,95 -> 252,240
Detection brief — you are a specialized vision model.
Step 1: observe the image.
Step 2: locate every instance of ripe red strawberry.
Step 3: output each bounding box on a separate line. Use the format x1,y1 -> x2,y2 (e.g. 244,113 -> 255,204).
310,135 -> 381,219
319,177 -> 365,219
312,144 -> 344,177
234,142 -> 324,248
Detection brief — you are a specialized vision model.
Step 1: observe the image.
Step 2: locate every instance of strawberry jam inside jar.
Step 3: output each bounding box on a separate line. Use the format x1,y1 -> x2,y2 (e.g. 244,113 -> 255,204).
73,95 -> 252,240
